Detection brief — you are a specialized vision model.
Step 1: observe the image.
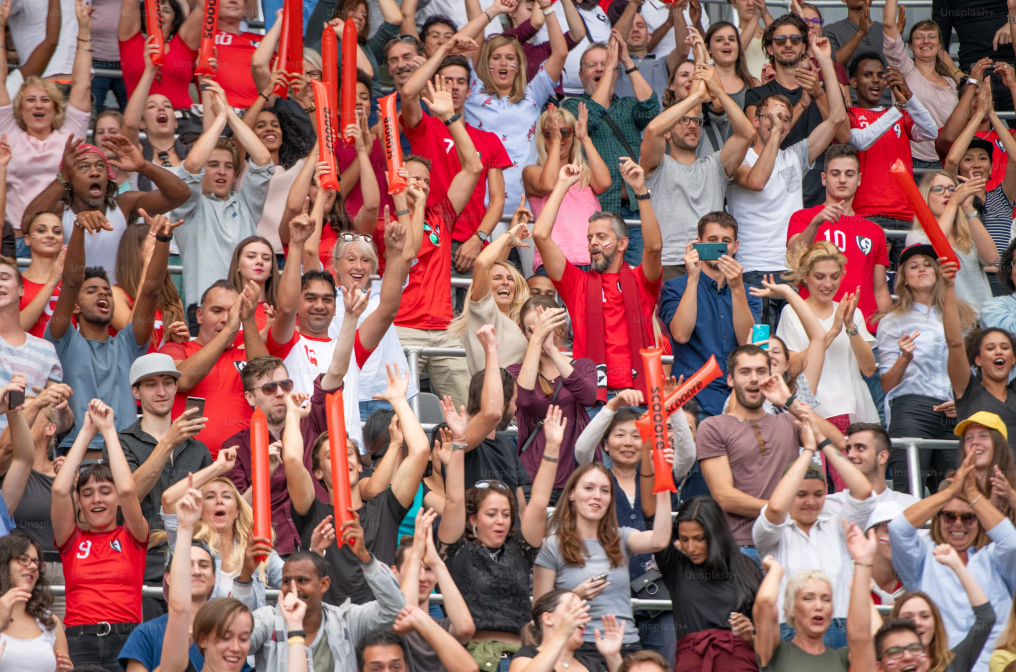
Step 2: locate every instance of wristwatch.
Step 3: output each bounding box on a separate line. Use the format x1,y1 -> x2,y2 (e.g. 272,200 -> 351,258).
625,64 -> 639,74
474,230 -> 489,242
634,190 -> 651,201
846,326 -> 859,337
444,113 -> 462,126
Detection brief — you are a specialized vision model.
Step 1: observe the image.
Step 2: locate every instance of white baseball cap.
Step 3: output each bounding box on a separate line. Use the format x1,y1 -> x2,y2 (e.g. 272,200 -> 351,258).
129,353 -> 181,387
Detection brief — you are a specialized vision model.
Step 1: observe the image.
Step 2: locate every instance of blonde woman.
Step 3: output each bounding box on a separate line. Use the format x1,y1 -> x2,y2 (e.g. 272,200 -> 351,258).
906,170 -> 996,316
874,243 -> 978,494
522,103 -> 611,276
465,34 -> 567,230
777,241 -> 879,434
453,198 -> 532,374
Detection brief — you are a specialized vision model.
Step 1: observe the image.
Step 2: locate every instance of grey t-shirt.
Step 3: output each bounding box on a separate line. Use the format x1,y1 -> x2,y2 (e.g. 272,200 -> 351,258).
45,323 -> 149,450
615,55 -> 671,103
535,527 -> 639,644
404,617 -> 454,672
645,151 -> 729,265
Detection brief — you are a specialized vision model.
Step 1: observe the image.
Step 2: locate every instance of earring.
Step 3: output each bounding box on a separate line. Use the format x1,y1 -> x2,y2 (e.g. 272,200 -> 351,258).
471,524 -> 478,537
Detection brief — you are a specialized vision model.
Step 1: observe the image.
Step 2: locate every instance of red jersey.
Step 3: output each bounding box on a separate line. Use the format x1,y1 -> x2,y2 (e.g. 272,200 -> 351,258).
160,340 -> 252,458
212,29 -> 262,108
119,32 -> 197,109
787,206 -> 890,332
58,526 -> 148,627
402,112 -> 512,241
394,197 -> 457,330
978,128 -> 1016,192
849,107 -> 917,221
20,278 -> 60,339
553,262 -> 662,390
234,302 -> 270,348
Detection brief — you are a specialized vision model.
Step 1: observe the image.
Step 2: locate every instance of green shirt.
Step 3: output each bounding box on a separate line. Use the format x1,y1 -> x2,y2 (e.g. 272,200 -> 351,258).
761,641 -> 850,672
311,630 -> 336,672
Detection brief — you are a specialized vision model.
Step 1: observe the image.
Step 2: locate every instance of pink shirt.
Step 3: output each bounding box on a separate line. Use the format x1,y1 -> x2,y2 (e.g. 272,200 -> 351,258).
0,103 -> 91,232
884,33 -> 957,163
530,182 -> 598,271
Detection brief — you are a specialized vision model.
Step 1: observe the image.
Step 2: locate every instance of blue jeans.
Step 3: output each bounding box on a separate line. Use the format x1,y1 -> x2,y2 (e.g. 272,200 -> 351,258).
862,346 -> 886,425
780,618 -> 848,649
621,203 -> 643,266
739,546 -> 760,566
15,235 -> 28,259
91,61 -> 127,112
637,610 -> 677,670
587,390 -> 646,420
360,399 -> 394,418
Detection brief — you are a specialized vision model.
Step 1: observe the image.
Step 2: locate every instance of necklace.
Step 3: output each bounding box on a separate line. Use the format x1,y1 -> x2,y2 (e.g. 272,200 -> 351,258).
479,543 -> 502,562
536,647 -> 571,668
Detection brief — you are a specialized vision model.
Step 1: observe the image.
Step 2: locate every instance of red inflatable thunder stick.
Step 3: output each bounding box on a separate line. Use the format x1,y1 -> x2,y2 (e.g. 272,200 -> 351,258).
635,355 -> 722,443
143,0 -> 166,67
890,159 -> 959,268
272,0 -> 304,98
250,407 -> 271,564
322,26 -> 340,140
327,390 -> 354,548
380,92 -> 408,194
196,0 -> 220,76
640,348 -> 679,494
341,20 -> 358,146
311,80 -> 341,190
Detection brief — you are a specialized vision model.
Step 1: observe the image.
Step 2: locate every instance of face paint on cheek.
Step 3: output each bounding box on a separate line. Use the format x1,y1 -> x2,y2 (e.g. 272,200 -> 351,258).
602,242 -> 612,249
509,63 -> 518,70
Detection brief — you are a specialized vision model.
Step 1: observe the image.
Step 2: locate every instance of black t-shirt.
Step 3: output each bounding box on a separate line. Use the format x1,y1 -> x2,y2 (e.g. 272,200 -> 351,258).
512,646 -> 608,672
292,489 -> 408,605
655,542 -> 760,642
956,375 -> 1016,450
11,470 -> 55,554
744,79 -> 826,208
462,435 -> 531,493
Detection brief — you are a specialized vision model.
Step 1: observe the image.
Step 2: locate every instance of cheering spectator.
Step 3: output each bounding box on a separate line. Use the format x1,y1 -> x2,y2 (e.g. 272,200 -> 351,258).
943,81 -> 1016,261
875,245 -> 977,491
787,144 -> 892,332
983,239 -> 1016,332
227,236 -> 279,339
523,103 -> 610,276
704,21 -> 760,107
52,400 -> 148,669
655,496 -> 762,671
117,0 -> 201,110
933,0 -> 1014,108
730,0 -> 770,78
534,160 -> 662,410
727,30 -> 844,323
0,376 -> 32,540
453,214 -> 532,375
825,424 -> 919,516
91,112 -> 136,192
390,603 -> 480,672
943,260 -> 1016,447
0,0 -> 90,258
510,591 -> 624,672
907,172 -> 996,316
641,58 -> 753,279
612,2 -> 683,102
168,84 -> 274,323
824,0 -> 887,76
777,241 -> 880,430
282,361 -> 428,606
789,1 -> 853,95
402,41 -> 513,280
17,212 -> 64,338
177,0 -> 262,108
753,416 -> 874,647
111,223 -> 188,350
511,304 -> 596,491
436,401 -> 556,671
660,213 -> 761,419
881,0 -> 960,168
661,61 -> 724,158
46,211 -> 170,452
396,78 -> 484,409
955,412 -> 1016,523
889,454 -> 1016,672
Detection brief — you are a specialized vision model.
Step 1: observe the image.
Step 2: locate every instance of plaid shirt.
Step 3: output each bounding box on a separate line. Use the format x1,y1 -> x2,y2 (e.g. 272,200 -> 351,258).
562,92 -> 660,214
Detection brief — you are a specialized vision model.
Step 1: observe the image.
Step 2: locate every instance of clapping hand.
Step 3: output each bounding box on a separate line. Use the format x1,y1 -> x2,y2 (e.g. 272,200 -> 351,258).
373,364 -> 410,402
594,614 -> 625,659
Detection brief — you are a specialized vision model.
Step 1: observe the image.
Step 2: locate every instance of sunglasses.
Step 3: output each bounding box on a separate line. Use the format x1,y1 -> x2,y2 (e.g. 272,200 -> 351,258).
157,151 -> 172,168
339,232 -> 373,243
542,128 -> 573,139
772,35 -> 805,46
15,554 -> 42,570
930,185 -> 958,195
880,643 -> 925,661
803,17 -> 823,25
941,510 -> 976,523
246,379 -> 295,395
475,479 -> 511,492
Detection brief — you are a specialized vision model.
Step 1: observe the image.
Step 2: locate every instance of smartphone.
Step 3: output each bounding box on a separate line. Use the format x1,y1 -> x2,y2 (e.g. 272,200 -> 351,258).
590,573 -> 609,583
751,324 -> 771,350
693,242 -> 727,261
6,389 -> 24,409
185,397 -> 206,418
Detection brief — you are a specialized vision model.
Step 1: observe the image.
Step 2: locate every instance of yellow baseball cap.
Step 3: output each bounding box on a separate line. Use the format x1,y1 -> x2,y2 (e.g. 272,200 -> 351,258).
954,411 -> 1008,441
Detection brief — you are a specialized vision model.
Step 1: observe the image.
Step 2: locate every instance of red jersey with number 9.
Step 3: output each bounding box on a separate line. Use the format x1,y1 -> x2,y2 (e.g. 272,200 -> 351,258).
58,526 -> 148,627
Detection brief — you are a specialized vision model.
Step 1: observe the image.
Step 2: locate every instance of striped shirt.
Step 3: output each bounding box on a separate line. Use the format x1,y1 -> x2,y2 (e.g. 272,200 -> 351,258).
0,333 -> 62,432
980,185 -> 1014,255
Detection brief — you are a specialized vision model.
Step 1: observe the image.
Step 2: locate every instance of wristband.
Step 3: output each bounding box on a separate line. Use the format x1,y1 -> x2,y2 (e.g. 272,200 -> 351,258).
625,64 -> 639,74
444,113 -> 462,126
854,562 -> 873,568
816,438 -> 832,450
395,209 -> 410,216
542,454 -> 559,463
634,191 -> 651,201
288,630 -> 307,639
156,234 -> 173,243
951,67 -> 961,75
967,77 -> 979,87
260,91 -> 271,101
965,210 -> 980,220
77,36 -> 92,42
483,9 -> 493,22
451,440 -> 468,451
305,104 -> 316,114
969,494 -> 981,508
781,393 -> 797,412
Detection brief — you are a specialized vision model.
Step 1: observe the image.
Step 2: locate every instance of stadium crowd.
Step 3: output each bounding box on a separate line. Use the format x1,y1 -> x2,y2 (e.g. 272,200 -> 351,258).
4,0 -> 1016,671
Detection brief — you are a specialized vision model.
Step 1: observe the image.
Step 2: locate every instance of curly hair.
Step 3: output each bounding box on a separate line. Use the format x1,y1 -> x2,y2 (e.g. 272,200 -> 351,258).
0,533 -> 55,631
465,482 -> 518,543
549,463 -> 625,569
761,14 -> 809,65
258,106 -> 316,170
965,328 -> 1016,371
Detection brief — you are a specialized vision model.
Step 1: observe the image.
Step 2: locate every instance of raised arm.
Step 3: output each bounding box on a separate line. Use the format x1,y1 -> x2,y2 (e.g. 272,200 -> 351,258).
446,326 -> 502,449
20,0 -> 61,80
437,430 -> 466,544
521,405 -> 563,547
542,7 -> 568,85
129,210 -> 177,346
160,487 -> 203,672
516,307 -> 568,391
51,405 -> 99,547
93,401 -> 149,544
424,78 -> 483,215
805,35 -> 847,164
320,287 -> 369,390
471,210 -> 532,302
183,98 -> 230,173
751,279 -> 828,392
941,260 -> 972,398
122,39 -> 162,146
161,447 -> 237,514
904,451 -> 973,528
274,201 -> 315,345
384,368 -> 431,508
0,378 -> 33,514
753,556 -> 785,667
46,195 -> 91,341
282,394 -> 317,515
763,423 -> 817,525
251,11 -> 284,93
944,82 -> 989,175
843,522 -> 877,669
357,217 -> 406,350
531,165 -> 583,281
641,78 -> 708,175
620,157 -> 661,281
68,0 -> 94,114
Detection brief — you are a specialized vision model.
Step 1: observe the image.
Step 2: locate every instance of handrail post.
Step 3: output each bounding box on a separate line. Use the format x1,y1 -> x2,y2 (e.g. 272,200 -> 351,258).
407,348 -> 421,418
906,442 -> 922,498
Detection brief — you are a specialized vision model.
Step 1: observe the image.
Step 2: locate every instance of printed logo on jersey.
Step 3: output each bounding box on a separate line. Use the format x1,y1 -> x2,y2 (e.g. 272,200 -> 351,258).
232,361 -> 247,374
595,363 -> 608,388
997,138 -> 1006,152
856,236 -> 872,255
76,541 -> 92,559
110,539 -> 122,554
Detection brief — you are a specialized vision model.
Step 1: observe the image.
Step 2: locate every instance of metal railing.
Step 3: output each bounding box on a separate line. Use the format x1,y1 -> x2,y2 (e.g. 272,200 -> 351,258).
894,437 -> 960,497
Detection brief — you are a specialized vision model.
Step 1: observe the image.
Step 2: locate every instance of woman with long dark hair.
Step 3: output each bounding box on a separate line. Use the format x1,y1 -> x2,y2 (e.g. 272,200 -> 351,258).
704,22 -> 758,108
510,590 -> 623,672
226,235 -> 280,340
656,496 -> 761,671
0,532 -> 71,672
955,413 -> 1016,524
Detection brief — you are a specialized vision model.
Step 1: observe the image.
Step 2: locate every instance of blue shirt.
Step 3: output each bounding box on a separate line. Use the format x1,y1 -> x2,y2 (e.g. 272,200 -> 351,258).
659,273 -> 761,418
118,612 -> 253,672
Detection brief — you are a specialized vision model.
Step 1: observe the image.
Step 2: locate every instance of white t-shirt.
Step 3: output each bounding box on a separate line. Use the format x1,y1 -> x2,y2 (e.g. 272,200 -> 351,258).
776,302 -> 880,422
560,5 -> 612,95
727,139 -> 811,272
642,2 -> 709,59
63,202 -> 129,286
10,0 -> 77,77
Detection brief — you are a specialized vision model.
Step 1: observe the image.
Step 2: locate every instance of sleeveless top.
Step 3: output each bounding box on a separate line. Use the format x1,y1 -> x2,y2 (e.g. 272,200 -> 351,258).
63,203 -> 129,286
0,617 -> 57,672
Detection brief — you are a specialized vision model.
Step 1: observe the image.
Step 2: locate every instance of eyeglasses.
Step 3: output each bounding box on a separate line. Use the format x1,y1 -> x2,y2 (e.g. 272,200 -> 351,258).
930,185 -> 958,195
245,379 -> 294,395
880,643 -> 925,661
475,479 -> 511,492
15,554 -> 42,570
803,17 -> 823,25
306,69 -> 323,81
941,511 -> 977,524
771,35 -> 805,46
542,128 -> 573,139
157,151 -> 172,168
678,116 -> 704,126
339,232 -> 373,243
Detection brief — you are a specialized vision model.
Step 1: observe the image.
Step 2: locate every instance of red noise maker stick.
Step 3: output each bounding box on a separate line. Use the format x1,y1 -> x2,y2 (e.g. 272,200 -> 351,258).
196,0 -> 220,76
144,0 -> 166,66
341,20 -> 358,146
327,390 -> 354,548
322,26 -> 340,137
273,0 -> 304,98
380,92 -> 408,194
636,355 -> 722,444
640,347 -> 679,494
250,408 -> 271,564
311,80 -> 341,190
890,159 -> 959,268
